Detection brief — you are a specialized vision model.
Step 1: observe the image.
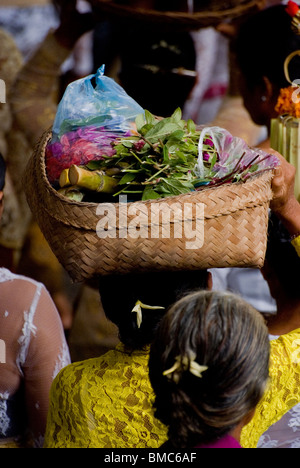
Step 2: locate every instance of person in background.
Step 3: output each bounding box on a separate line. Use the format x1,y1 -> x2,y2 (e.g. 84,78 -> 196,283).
0,0 -> 94,333
0,154 -> 70,448
270,151 -> 300,256
240,211 -> 300,448
0,28 -> 24,271
0,0 -> 93,81
210,150 -> 300,329
209,3 -> 300,315
238,145 -> 300,448
212,0 -> 284,146
92,8 -> 197,118
234,3 -> 300,149
0,0 -> 59,62
148,290 -> 270,449
3,1 -> 119,356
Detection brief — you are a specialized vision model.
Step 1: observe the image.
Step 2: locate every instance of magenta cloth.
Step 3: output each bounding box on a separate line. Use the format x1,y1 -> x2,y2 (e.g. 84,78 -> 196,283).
196,435 -> 241,448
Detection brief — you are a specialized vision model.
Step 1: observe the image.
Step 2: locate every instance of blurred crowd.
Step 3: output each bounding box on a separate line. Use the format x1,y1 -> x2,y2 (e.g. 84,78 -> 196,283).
1,0 -> 300,450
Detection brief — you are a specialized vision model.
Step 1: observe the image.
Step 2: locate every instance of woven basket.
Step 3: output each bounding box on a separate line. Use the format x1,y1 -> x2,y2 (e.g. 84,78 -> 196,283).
88,0 -> 263,30
24,130 -> 274,283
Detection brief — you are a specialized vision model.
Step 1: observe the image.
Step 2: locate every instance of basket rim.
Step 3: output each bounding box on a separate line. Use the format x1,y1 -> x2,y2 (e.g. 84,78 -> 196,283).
41,130 -> 274,206
33,130 -> 274,231
88,0 -> 263,27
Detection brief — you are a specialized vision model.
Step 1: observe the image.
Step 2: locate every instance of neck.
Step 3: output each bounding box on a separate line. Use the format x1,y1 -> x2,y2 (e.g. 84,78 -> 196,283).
267,295 -> 300,336
229,410 -> 255,446
229,426 -> 242,444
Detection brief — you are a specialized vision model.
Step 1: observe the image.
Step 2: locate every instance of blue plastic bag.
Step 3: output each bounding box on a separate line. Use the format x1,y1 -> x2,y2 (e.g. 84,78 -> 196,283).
46,66 -> 144,182
52,65 -> 144,140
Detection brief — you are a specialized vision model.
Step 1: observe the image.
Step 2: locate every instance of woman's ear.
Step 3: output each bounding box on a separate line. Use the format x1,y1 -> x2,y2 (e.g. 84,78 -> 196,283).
259,76 -> 279,121
262,76 -> 274,101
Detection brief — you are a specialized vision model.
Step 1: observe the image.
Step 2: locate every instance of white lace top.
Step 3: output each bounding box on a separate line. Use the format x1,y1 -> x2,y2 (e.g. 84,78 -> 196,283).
0,268 -> 70,447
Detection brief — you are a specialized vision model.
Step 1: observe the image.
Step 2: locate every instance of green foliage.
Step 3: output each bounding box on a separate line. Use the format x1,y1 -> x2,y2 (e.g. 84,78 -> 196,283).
96,108 -> 206,200
73,108 -> 275,202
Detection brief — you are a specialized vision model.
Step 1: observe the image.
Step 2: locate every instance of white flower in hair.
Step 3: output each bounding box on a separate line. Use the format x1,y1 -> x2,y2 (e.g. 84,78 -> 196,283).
163,351 -> 208,384
131,300 -> 165,328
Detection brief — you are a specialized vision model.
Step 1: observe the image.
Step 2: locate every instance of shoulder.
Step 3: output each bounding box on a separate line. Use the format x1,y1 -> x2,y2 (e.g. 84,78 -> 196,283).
0,267 -> 48,303
0,267 -> 43,288
269,329 -> 300,381
270,328 -> 300,354
52,347 -> 150,389
52,353 -> 116,385
49,353 -> 115,406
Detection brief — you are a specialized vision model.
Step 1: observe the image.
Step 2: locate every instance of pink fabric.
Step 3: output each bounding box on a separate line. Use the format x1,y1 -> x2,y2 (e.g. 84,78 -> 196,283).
196,435 -> 241,449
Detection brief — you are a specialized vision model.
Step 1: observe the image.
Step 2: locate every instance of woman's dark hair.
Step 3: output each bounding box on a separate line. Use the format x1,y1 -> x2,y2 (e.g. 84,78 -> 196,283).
0,153 -> 6,191
149,290 -> 270,448
98,269 -> 209,350
235,5 -> 300,90
265,212 -> 300,299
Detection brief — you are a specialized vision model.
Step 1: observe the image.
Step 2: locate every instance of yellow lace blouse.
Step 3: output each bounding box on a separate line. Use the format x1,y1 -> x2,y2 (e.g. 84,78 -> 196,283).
43,344 -> 168,448
44,330 -> 300,449
292,235 -> 300,258
241,329 -> 300,448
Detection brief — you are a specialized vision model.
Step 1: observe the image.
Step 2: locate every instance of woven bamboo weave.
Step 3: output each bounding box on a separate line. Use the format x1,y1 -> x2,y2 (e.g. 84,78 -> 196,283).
24,131 -> 274,283
88,0 -> 263,30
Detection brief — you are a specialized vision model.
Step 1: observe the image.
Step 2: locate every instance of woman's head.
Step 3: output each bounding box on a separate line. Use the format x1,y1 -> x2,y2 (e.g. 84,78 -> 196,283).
149,290 -> 270,447
98,268 -> 209,350
234,5 -> 300,125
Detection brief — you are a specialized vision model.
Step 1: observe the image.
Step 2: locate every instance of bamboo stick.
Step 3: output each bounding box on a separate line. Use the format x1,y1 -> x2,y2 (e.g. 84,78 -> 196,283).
59,168 -> 71,188
69,165 -> 118,193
